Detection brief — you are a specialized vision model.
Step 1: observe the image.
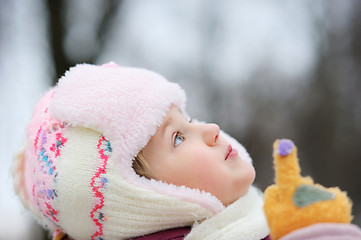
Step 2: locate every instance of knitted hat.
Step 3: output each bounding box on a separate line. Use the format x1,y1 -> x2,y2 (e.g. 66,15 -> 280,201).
13,62 -> 253,240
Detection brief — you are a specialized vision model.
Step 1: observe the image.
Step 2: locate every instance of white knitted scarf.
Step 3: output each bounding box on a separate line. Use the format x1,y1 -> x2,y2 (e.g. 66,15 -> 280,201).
185,186 -> 270,240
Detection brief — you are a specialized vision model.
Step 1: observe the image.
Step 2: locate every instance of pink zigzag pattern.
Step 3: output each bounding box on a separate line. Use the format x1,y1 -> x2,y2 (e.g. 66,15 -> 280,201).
90,136 -> 111,240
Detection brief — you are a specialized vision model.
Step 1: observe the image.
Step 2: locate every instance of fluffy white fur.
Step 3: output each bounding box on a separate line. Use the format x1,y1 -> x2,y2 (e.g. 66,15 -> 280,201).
185,186 -> 269,240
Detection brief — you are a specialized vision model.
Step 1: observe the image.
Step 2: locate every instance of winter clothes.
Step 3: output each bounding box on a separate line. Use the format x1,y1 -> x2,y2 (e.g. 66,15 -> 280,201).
13,62 -> 266,240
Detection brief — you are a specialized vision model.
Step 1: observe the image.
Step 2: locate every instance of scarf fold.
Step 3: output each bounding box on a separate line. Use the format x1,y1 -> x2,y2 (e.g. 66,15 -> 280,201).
185,186 -> 270,240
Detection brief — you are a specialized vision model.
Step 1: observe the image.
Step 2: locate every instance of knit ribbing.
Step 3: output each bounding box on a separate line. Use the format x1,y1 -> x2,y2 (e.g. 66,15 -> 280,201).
55,127 -> 101,240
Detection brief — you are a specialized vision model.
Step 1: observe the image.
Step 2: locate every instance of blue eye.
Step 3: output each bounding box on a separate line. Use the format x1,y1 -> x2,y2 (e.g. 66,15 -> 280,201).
174,133 -> 184,147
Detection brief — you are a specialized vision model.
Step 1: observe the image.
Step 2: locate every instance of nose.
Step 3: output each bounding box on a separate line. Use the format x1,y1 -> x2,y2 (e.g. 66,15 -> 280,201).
200,123 -> 220,146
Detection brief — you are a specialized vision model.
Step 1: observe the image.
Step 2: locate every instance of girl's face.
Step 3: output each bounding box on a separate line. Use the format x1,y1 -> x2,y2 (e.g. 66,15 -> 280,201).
142,105 -> 255,206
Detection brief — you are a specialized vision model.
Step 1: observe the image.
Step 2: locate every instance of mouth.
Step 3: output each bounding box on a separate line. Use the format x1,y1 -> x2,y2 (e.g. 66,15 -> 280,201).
225,145 -> 238,160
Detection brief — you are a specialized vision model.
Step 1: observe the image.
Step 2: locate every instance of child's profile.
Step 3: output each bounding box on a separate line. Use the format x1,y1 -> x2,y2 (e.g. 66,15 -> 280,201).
133,104 -> 255,207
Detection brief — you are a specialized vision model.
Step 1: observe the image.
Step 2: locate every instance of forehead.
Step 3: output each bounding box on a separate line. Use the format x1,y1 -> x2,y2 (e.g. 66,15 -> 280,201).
157,106 -> 181,135
149,106 -> 185,142
162,106 -> 183,124
142,106 -> 178,153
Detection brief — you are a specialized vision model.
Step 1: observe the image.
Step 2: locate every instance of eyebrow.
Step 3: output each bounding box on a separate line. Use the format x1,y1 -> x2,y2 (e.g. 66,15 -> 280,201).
160,116 -> 172,138
159,108 -> 185,138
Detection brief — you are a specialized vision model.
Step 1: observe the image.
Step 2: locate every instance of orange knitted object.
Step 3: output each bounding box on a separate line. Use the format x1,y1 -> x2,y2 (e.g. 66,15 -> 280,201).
263,139 -> 353,240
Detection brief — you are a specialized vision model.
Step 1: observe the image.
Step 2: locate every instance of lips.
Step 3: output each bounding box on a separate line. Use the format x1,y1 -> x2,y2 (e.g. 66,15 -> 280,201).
225,145 -> 238,160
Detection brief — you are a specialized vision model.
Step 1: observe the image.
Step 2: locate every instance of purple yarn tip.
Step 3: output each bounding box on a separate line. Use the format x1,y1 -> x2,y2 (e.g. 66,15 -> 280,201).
277,139 -> 294,156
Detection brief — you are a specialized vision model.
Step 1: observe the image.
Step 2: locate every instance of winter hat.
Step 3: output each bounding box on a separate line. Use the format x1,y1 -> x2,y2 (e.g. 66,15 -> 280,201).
13,62 -> 253,240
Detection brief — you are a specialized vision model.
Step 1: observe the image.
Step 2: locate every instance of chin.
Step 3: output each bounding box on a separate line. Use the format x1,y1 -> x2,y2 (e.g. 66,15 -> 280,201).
245,165 -> 256,185
223,190 -> 246,206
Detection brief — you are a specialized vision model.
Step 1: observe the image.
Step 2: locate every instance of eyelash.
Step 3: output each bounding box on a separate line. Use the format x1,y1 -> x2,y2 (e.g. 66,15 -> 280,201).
173,118 -> 192,147
173,131 -> 184,147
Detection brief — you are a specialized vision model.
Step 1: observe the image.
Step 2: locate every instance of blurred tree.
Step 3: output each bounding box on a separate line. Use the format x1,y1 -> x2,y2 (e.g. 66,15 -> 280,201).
239,1 -> 361,225
45,0 -> 122,84
296,0 -> 361,205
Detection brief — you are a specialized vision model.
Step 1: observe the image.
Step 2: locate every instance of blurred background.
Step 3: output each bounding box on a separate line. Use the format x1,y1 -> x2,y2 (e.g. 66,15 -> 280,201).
1,0 -> 360,239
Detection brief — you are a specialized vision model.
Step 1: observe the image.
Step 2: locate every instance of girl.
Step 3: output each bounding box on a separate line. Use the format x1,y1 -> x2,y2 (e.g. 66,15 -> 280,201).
13,62 -> 360,240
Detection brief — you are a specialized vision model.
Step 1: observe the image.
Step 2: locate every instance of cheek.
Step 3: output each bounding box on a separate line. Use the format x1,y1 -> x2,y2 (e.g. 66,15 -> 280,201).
189,150 -> 227,185
181,149 -> 218,180
189,149 -> 217,170
160,149 -> 214,186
